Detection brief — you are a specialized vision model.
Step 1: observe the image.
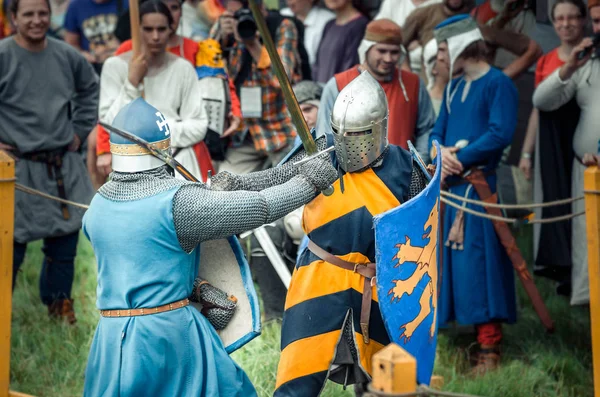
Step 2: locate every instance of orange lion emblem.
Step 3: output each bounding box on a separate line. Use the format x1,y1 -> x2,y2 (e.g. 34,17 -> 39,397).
388,198 -> 439,343
196,39 -> 225,69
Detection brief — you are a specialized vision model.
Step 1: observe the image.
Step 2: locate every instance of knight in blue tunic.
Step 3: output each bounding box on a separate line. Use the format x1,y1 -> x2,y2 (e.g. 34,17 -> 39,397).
82,98 -> 338,396
429,15 -> 519,375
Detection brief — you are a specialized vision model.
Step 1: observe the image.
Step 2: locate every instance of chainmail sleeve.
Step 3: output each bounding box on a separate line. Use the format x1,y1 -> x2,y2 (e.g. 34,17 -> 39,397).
209,161 -> 298,191
172,175 -> 317,252
209,136 -> 329,192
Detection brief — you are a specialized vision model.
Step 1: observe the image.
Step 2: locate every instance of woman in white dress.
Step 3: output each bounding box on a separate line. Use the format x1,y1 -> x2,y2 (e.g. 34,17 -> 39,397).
99,0 -> 208,180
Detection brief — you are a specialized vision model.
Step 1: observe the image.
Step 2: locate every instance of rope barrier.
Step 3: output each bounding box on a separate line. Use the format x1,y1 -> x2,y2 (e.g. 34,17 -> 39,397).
441,197 -> 585,224
365,385 -> 486,397
527,210 -> 586,224
441,190 -> 583,209
14,183 -> 90,210
1,179 -> 593,225
442,197 -> 515,223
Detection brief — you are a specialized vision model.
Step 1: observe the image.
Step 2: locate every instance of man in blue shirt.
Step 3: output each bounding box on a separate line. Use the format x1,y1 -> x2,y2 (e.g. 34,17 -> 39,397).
429,14 -> 519,375
63,0 -> 125,73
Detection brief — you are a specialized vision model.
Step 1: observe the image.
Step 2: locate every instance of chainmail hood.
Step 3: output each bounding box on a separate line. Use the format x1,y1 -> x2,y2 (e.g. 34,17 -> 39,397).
98,165 -> 194,202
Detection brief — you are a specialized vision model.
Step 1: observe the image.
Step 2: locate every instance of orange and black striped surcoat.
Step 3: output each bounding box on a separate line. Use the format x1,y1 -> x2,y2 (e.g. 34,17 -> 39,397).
275,145 -> 413,396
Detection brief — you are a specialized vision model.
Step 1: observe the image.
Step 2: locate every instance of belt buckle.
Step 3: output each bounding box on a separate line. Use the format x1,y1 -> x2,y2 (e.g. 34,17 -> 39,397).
360,323 -> 370,344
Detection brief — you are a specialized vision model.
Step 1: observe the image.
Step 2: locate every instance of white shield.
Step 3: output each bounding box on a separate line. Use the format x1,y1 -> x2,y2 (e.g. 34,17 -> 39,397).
193,236 -> 261,353
197,77 -> 230,136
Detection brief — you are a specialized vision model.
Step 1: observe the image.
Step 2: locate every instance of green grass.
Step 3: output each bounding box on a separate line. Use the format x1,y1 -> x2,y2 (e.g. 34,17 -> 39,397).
8,227 -> 593,397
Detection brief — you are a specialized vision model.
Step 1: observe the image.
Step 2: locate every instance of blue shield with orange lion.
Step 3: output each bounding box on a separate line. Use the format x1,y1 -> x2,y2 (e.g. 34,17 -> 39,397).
373,141 -> 441,385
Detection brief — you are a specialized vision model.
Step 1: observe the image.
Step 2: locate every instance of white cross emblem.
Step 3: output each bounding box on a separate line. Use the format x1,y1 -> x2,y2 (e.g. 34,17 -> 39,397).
155,111 -> 171,136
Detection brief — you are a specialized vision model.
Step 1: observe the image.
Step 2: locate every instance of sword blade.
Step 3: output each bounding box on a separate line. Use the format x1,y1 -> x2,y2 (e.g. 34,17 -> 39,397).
99,121 -> 200,183
292,146 -> 335,167
247,0 -> 316,155
247,1 -> 334,196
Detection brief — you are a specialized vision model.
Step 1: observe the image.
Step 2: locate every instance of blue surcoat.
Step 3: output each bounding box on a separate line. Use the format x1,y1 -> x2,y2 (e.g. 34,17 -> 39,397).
82,187 -> 256,397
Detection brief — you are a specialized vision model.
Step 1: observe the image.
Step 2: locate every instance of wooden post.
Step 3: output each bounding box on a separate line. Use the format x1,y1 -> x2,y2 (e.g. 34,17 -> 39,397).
370,343 -> 417,394
585,166 -> 600,397
129,0 -> 144,99
0,151 -> 15,397
0,152 -> 34,397
430,375 -> 444,390
129,0 -> 141,56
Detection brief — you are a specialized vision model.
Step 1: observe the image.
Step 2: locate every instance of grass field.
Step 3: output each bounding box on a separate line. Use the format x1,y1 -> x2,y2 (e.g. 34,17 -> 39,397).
8,227 -> 594,397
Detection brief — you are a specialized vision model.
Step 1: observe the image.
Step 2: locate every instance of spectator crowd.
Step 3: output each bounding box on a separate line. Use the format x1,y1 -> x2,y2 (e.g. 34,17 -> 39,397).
1,0 -> 599,387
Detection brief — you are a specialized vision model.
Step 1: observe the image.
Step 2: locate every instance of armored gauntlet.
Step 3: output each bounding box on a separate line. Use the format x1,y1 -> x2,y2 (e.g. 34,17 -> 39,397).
296,155 -> 338,192
190,278 -> 238,330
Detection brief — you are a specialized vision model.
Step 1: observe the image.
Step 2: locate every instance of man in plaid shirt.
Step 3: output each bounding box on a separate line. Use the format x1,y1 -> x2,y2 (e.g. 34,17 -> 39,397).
211,0 -> 301,174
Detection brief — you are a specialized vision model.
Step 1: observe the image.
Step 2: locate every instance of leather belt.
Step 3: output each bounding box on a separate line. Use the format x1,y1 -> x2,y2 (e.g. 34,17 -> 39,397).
15,147 -> 70,220
100,298 -> 190,318
445,169 -> 495,188
307,240 -> 375,344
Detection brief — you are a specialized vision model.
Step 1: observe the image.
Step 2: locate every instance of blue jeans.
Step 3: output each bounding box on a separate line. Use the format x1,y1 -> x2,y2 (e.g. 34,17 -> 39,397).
12,231 -> 79,305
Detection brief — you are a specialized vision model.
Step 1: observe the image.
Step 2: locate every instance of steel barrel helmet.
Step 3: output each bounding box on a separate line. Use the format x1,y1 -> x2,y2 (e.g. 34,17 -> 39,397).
330,70 -> 389,173
109,98 -> 172,173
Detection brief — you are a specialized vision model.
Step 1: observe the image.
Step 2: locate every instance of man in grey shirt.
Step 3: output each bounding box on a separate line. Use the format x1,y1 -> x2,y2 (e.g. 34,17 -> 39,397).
0,0 -> 98,323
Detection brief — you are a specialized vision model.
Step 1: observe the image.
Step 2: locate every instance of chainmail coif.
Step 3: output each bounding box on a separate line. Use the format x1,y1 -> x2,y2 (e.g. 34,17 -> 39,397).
408,159 -> 431,200
98,165 -> 192,202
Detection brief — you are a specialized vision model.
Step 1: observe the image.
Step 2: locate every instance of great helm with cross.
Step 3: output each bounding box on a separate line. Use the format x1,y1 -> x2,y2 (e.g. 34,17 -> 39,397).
330,70 -> 389,173
109,98 -> 172,173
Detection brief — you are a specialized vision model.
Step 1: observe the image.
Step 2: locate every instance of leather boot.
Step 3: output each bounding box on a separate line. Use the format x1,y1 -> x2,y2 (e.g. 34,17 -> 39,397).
48,299 -> 77,325
470,344 -> 500,376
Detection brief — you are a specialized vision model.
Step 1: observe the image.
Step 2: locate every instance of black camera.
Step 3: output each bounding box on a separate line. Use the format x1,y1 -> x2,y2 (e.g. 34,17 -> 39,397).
234,8 -> 257,40
577,32 -> 600,60
508,0 -> 525,12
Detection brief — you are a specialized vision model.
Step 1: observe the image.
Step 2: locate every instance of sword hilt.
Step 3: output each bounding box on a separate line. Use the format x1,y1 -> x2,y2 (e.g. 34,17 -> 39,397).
206,170 -> 212,188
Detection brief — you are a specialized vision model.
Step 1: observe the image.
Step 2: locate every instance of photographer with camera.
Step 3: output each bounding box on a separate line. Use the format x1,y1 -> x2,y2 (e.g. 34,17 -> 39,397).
210,0 -> 301,175
533,0 -> 600,307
